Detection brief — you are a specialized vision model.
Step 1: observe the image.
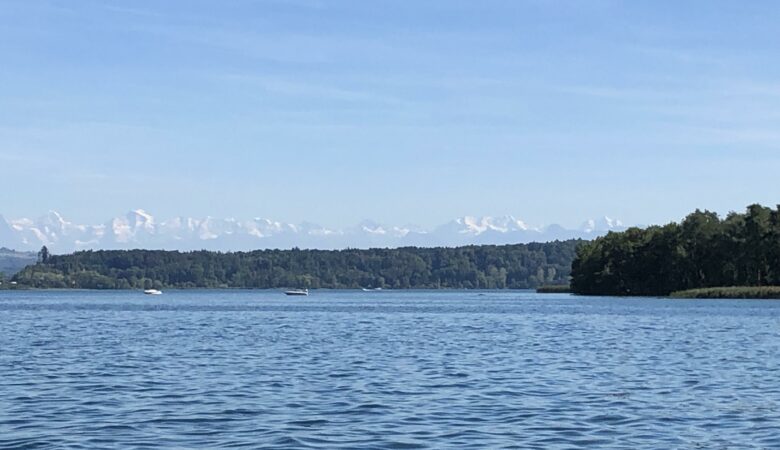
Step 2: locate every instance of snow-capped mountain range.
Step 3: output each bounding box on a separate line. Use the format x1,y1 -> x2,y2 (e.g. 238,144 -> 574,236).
0,210 -> 626,253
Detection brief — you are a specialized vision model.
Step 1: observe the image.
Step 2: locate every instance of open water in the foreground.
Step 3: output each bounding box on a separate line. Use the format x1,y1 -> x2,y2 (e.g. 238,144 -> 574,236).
1,290 -> 779,449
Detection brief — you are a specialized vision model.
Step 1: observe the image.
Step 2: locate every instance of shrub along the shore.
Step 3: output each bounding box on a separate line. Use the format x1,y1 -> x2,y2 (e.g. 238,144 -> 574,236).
670,286 -> 780,299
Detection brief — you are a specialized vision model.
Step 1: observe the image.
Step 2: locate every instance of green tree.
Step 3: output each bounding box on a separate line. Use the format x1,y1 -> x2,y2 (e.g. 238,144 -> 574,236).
38,246 -> 50,264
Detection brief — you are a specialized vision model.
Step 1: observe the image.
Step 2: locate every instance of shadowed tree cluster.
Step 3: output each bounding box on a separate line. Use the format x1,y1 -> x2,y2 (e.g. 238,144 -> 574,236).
14,241 -> 582,290
571,204 -> 780,296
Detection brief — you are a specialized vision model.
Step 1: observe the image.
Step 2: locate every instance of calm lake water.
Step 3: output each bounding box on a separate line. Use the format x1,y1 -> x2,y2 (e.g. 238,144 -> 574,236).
1,290 -> 779,449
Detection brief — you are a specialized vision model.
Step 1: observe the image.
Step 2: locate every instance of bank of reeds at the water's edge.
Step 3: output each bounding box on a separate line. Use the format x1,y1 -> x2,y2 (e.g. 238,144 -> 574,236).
536,284 -> 780,299
535,285 -> 571,294
670,286 -> 780,299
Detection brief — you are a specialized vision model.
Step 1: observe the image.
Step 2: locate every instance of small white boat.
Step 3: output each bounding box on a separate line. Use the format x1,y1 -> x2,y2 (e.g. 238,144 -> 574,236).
362,287 -> 383,292
144,289 -> 163,295
284,289 -> 309,296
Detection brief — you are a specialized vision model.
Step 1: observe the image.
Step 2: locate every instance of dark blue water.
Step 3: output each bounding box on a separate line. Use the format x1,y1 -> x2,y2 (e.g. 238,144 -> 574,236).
1,290 -> 779,449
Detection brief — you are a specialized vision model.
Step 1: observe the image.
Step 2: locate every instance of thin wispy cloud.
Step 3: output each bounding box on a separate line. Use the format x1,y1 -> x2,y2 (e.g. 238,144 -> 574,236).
220,74 -> 414,106
100,4 -> 165,18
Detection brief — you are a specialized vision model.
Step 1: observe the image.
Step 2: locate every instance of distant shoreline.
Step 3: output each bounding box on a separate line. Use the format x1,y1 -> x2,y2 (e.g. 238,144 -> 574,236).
0,287 -> 541,292
11,244 -> 579,290
5,286 -> 778,300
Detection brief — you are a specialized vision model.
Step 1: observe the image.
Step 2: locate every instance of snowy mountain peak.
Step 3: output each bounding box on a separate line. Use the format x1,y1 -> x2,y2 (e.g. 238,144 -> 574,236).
0,210 -> 626,253
580,216 -> 625,233
453,215 -> 530,235
604,216 -> 623,228
128,209 -> 155,228
43,210 -> 68,227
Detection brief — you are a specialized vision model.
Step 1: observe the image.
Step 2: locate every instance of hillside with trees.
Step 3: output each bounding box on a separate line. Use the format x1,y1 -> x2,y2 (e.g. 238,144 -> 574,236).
13,241 -> 581,290
571,204 -> 780,296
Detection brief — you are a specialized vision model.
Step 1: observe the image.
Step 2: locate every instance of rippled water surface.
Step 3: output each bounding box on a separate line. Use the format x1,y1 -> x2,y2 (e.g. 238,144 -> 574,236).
2,290 -> 780,449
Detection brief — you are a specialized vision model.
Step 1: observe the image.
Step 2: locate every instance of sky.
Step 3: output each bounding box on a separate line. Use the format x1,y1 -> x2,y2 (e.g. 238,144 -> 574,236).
1,0 -> 779,229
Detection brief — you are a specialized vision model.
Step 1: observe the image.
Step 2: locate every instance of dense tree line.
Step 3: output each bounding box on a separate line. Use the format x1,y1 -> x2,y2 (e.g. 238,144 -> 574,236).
571,204 -> 780,296
13,241 -> 581,290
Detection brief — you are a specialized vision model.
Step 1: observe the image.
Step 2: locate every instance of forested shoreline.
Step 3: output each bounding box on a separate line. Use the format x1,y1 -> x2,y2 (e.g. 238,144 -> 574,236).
12,241 -> 581,290
571,204 -> 780,296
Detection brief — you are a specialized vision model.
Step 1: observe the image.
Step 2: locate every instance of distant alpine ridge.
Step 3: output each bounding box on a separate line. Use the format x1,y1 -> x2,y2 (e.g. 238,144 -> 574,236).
0,210 -> 626,253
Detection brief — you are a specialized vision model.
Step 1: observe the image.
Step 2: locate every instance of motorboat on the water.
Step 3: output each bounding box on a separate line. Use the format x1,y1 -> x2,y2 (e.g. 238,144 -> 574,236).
284,289 -> 309,296
144,289 -> 163,295
361,287 -> 383,292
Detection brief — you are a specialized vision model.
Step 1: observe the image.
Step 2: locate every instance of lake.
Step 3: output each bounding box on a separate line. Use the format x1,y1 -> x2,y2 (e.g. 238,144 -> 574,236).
1,290 -> 779,449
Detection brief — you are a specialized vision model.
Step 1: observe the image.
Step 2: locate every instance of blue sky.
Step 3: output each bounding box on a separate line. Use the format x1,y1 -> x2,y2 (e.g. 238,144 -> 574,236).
1,0 -> 779,228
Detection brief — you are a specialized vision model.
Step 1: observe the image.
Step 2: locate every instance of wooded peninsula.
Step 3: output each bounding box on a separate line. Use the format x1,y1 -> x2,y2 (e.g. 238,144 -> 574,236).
571,204 -> 780,296
12,241 -> 579,290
